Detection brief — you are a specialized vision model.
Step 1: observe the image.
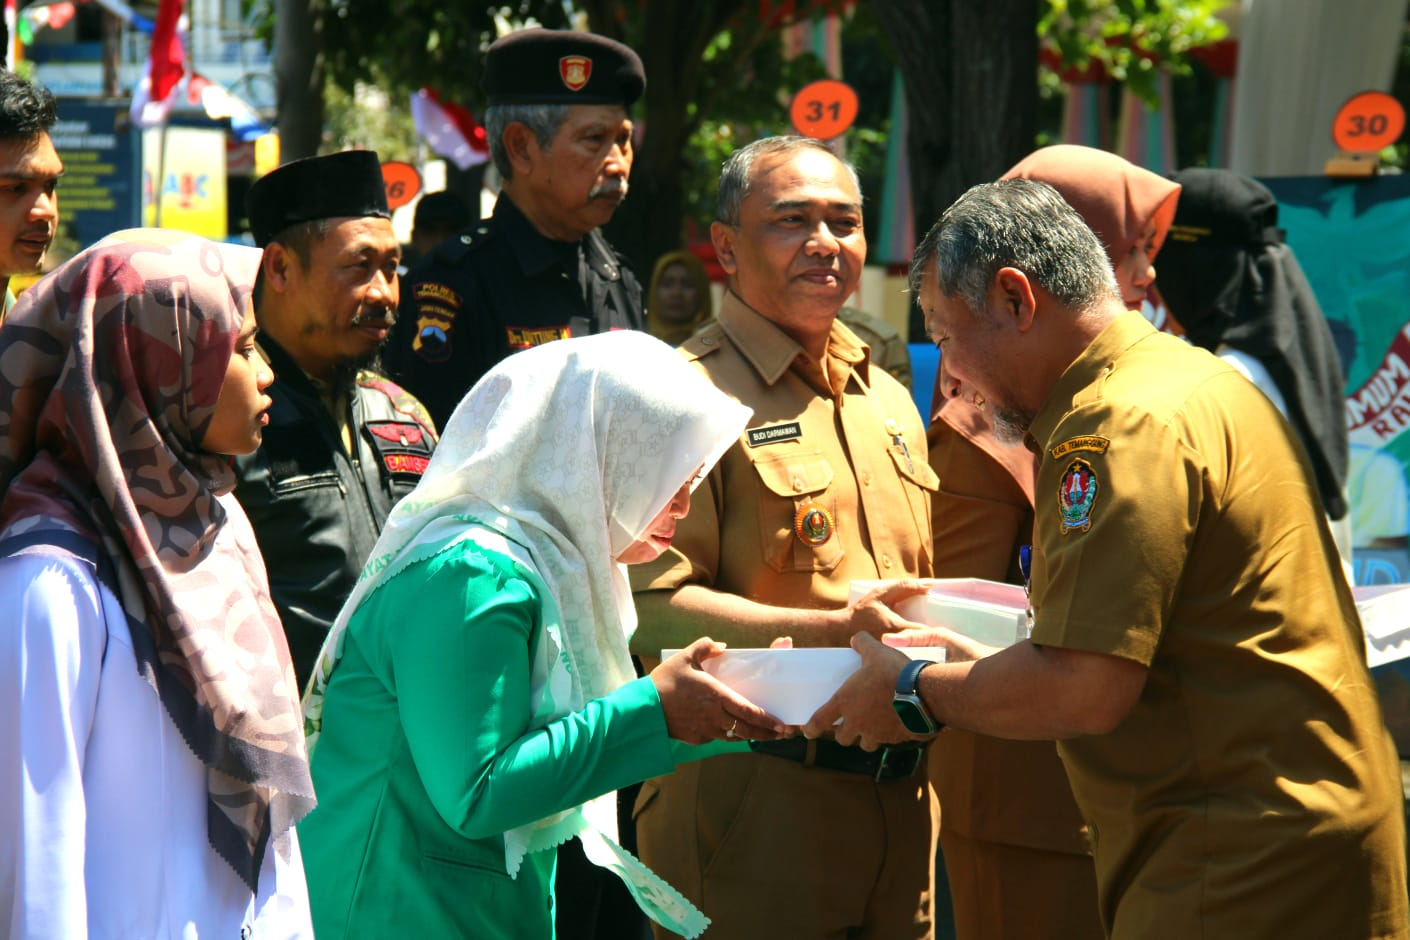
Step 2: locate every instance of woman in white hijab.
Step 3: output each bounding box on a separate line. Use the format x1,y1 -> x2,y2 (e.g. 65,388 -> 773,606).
298,330 -> 784,939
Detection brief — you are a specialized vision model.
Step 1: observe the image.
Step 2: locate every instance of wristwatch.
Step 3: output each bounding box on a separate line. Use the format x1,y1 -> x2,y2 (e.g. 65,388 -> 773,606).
892,659 -> 940,735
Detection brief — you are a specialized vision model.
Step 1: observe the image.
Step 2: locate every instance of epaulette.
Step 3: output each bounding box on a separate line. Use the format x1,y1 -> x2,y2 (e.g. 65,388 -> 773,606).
431,221 -> 495,264
356,369 -> 440,440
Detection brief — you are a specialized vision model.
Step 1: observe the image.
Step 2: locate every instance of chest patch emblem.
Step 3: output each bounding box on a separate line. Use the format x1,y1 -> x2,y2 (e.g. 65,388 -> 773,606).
1058,458 -> 1099,534
794,500 -> 834,546
747,422 -> 802,447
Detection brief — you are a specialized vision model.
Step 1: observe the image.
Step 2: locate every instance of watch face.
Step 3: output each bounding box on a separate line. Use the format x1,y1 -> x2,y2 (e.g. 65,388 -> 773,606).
892,697 -> 935,735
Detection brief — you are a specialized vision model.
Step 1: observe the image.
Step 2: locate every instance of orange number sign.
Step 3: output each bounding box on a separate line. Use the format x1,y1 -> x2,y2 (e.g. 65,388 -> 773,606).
381,161 -> 423,211
789,80 -> 859,140
1332,91 -> 1405,153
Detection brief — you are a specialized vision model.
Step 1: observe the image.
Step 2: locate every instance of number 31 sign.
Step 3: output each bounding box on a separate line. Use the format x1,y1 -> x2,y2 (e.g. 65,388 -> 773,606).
789,79 -> 859,140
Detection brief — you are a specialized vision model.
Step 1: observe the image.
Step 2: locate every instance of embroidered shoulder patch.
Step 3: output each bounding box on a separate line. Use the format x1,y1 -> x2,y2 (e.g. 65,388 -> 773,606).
413,282 -> 461,309
1057,458 -> 1099,534
1051,435 -> 1110,460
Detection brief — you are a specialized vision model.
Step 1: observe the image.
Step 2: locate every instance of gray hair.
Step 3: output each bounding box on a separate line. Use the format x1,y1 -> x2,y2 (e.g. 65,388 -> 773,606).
485,103 -> 571,180
910,179 -> 1118,316
716,136 -> 861,225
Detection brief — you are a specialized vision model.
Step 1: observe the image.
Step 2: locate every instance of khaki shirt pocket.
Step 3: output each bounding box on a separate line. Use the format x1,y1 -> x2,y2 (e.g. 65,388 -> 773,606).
750,450 -> 845,574
890,446 -> 940,544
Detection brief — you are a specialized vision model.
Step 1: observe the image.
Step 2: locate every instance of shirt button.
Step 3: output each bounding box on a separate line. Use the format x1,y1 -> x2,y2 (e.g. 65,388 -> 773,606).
701,337 -> 716,346
459,234 -> 472,245
791,477 -> 803,492
881,555 -> 893,569
862,472 -> 872,486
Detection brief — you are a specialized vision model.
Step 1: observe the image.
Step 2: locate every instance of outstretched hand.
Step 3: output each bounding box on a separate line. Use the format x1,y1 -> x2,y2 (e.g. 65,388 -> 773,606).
843,580 -> 933,642
651,637 -> 789,745
805,632 -> 932,751
882,624 -> 996,664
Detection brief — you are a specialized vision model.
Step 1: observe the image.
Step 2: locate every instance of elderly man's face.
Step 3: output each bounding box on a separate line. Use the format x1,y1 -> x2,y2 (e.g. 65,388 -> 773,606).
526,104 -> 633,241
921,266 -> 1032,444
274,216 -> 401,376
0,132 -> 62,279
713,148 -> 864,334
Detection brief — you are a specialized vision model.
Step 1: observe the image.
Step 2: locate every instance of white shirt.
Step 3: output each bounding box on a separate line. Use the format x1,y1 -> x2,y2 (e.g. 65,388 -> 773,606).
0,544 -> 313,939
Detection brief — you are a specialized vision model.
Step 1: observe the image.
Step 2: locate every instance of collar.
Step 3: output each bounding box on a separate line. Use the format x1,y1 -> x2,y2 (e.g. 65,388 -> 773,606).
494,194 -> 587,278
1026,310 -> 1156,452
715,291 -> 869,393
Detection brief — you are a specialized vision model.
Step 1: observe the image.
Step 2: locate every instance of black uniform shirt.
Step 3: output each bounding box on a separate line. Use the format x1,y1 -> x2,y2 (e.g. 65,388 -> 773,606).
385,194 -> 644,429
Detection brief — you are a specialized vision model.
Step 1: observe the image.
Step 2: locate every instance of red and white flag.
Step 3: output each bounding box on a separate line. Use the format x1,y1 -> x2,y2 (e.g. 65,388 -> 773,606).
4,0 -> 18,70
129,0 -> 185,128
410,87 -> 490,171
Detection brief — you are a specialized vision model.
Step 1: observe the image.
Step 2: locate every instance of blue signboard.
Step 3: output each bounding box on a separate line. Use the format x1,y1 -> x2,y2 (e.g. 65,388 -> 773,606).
48,98 -> 142,255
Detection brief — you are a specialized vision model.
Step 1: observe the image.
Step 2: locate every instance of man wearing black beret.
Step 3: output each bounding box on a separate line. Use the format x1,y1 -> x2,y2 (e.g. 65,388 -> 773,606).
386,28 -> 647,431
233,149 -> 438,688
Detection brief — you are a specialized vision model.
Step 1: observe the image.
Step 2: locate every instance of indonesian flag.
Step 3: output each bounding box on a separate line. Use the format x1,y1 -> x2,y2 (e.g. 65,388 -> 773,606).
410,87 -> 490,170
189,72 -> 270,142
129,0 -> 185,128
4,0 -> 17,70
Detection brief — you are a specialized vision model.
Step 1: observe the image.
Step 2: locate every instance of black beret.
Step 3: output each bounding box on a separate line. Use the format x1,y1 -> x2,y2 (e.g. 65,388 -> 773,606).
482,28 -> 644,107
245,150 -> 391,248
1166,168 -> 1283,248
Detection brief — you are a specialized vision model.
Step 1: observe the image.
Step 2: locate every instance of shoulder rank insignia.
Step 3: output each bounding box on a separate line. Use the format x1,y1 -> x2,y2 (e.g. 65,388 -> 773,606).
794,500 -> 834,546
1058,458 -> 1099,534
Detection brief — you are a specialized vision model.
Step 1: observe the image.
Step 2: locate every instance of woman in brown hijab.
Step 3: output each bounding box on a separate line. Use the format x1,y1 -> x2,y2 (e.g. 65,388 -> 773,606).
646,250 -> 713,346
927,144 -> 1180,940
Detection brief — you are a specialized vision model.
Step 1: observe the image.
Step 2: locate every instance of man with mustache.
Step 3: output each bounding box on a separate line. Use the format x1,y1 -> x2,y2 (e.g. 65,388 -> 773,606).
0,71 -> 61,326
386,28 -> 647,430
233,150 -> 437,687
629,136 -> 940,940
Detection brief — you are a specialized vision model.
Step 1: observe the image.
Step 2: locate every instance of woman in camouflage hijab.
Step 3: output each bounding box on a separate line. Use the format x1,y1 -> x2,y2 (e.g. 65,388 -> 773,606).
0,228 -> 315,934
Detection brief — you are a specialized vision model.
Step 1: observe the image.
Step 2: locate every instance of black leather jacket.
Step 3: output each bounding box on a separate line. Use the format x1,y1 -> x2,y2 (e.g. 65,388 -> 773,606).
233,336 -> 436,686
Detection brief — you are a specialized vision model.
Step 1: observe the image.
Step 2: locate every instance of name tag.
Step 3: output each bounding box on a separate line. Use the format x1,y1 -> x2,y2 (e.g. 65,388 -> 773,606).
747,422 -> 803,447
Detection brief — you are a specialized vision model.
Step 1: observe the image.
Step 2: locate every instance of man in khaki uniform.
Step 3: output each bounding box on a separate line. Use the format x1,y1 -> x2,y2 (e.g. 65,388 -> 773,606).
629,135 -> 940,939
926,418 -> 1101,940
812,178 -> 1409,940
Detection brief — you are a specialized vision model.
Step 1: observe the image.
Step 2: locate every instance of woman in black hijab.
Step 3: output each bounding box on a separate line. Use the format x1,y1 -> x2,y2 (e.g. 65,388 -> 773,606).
1158,168 -> 1351,565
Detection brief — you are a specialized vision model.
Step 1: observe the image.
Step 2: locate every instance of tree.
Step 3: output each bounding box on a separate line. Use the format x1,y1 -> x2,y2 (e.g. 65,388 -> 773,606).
580,1 -> 831,273
869,1 -> 1039,338
274,0 -> 325,162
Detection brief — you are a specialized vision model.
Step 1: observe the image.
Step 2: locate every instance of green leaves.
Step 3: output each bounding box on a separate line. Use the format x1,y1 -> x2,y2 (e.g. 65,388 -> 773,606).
1039,0 -> 1229,106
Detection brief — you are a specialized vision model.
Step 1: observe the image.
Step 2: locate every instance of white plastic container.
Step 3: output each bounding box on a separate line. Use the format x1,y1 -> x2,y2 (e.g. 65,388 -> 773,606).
660,646 -> 947,725
849,578 -> 1029,648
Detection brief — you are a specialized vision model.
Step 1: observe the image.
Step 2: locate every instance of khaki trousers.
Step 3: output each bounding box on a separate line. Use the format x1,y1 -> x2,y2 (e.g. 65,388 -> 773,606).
634,750 -> 938,940
940,827 -> 1103,940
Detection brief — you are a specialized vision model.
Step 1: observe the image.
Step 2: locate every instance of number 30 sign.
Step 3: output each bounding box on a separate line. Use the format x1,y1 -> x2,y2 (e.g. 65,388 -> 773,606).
789,79 -> 859,140
1332,90 -> 1405,153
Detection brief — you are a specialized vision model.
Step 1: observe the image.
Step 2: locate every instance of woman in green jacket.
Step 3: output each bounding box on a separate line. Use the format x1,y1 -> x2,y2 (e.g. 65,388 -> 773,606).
298,330 -> 785,938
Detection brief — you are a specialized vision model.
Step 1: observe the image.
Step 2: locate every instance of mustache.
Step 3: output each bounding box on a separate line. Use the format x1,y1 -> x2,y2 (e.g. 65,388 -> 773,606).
588,179 -> 628,201
352,308 -> 396,327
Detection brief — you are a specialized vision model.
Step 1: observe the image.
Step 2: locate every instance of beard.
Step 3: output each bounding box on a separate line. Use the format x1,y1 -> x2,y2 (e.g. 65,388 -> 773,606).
990,403 -> 1034,445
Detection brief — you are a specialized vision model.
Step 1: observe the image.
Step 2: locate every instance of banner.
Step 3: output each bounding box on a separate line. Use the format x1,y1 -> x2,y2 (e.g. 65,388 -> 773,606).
1263,176 -> 1410,586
